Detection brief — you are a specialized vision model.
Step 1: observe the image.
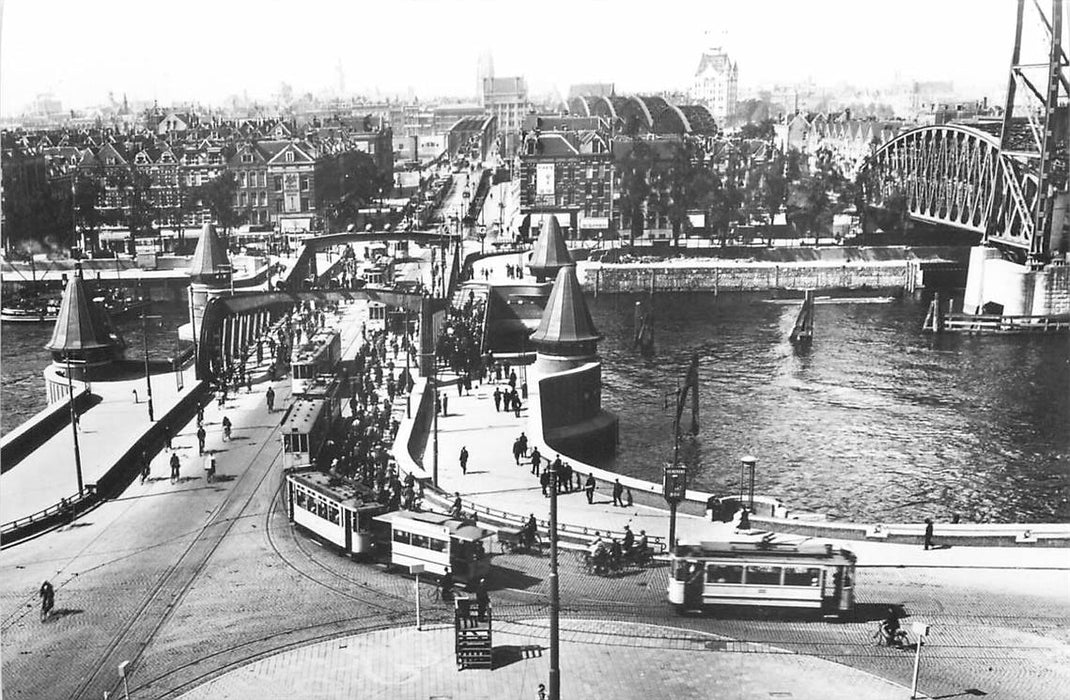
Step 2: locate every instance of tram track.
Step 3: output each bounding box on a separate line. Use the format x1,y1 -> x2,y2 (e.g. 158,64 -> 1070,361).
64,421 -> 286,700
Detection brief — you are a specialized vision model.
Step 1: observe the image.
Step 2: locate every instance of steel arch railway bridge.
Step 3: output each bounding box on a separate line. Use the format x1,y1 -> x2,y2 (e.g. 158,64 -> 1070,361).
860,122 -> 1060,260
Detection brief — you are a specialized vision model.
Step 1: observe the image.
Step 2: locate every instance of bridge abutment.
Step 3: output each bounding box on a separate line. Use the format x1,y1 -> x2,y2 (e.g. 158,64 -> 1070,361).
963,246 -> 1070,316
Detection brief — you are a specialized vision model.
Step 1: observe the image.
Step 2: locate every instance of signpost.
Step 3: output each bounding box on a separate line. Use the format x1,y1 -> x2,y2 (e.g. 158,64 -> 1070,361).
663,464 -> 687,551
408,564 -> 425,630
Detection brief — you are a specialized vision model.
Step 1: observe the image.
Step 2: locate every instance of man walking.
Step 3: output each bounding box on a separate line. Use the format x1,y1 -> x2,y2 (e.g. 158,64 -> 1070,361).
459,446 -> 469,475
539,469 -> 551,497
266,386 -> 275,412
518,432 -> 528,458
923,518 -> 934,550
612,478 -> 624,507
196,425 -> 206,454
529,447 -> 541,475
170,451 -> 181,482
512,438 -> 522,465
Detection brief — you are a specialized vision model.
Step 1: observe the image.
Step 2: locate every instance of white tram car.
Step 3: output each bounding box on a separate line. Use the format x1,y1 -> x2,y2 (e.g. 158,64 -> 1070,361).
374,511 -> 496,584
668,532 -> 857,618
285,468 -> 389,556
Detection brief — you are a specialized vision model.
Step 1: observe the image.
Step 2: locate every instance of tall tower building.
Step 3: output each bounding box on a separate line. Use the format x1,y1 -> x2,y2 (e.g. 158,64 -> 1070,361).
690,33 -> 738,123
477,50 -> 495,101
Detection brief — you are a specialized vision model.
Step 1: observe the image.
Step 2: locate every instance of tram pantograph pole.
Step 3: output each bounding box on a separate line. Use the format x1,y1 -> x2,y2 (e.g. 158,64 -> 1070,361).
548,461 -> 560,700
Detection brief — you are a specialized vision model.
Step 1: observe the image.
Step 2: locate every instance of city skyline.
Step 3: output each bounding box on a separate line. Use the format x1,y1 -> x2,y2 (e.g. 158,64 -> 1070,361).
2,0 -> 1016,116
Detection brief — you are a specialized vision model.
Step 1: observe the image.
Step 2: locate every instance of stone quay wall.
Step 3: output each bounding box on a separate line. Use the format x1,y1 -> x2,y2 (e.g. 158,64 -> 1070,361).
580,260 -> 912,294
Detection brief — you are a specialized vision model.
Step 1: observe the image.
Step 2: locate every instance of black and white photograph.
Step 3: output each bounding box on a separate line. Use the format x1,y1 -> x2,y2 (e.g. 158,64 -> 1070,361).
0,1 -> 1067,698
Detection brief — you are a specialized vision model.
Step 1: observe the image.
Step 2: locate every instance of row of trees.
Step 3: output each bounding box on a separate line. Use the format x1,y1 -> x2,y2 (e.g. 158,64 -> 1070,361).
615,137 -> 861,247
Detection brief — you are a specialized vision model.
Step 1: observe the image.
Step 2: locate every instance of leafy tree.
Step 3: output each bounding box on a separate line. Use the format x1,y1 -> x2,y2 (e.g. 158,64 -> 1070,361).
616,139 -> 656,245
786,175 -> 833,243
739,118 -> 776,141
193,171 -> 245,237
124,164 -> 157,251
74,171 -> 109,253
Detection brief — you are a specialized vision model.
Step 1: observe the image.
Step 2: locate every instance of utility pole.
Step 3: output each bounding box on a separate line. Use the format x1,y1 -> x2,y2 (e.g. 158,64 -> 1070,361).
548,459 -> 561,700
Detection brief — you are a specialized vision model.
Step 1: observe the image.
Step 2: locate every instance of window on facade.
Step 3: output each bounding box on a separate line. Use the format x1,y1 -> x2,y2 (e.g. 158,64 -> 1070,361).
300,175 -> 309,191
274,176 -> 282,191
276,200 -> 283,213
259,171 -> 267,187
369,305 -> 386,320
300,197 -> 309,212
259,191 -> 267,206
239,192 -> 246,206
241,153 -> 253,163
285,151 -> 294,162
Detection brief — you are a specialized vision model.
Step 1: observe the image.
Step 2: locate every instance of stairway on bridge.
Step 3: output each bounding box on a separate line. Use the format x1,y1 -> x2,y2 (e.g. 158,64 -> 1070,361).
451,281 -> 490,310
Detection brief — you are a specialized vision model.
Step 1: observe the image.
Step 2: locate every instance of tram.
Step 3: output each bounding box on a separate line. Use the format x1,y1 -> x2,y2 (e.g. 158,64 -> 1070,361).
285,468 -> 389,556
281,393 -> 341,471
291,329 -> 341,395
667,532 -> 856,618
374,511 -> 496,584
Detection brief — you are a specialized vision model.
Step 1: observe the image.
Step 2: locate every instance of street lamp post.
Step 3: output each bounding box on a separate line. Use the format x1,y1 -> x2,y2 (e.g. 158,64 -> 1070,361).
548,459 -> 561,700
65,355 -> 85,498
741,455 -> 757,511
141,311 -> 162,422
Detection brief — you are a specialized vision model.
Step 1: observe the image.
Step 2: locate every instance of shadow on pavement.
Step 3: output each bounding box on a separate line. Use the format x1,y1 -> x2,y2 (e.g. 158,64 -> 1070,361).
492,644 -> 544,670
45,608 -> 84,621
489,565 -> 543,591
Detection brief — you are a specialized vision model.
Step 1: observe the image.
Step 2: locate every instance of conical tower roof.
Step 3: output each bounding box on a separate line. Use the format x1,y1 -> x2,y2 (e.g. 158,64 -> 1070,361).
527,215 -> 572,280
189,223 -> 232,283
530,264 -> 601,346
46,267 -> 119,352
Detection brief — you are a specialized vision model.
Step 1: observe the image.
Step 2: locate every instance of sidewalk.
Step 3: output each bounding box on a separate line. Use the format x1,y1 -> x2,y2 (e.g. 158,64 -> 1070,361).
175,618 -> 910,700
0,361 -> 199,524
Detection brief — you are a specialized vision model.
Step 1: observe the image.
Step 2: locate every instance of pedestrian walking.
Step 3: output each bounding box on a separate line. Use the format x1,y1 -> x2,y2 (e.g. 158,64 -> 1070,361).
529,447 -> 541,475
222,415 -> 232,441
140,456 -> 151,484
197,406 -> 204,427
923,518 -> 934,550
266,386 -> 275,412
612,478 -> 624,507
540,469 -> 551,497
625,487 -> 634,507
170,451 -> 181,482
39,581 -> 54,622
508,369 -> 517,389
513,396 -> 522,418
493,388 -> 502,412
518,432 -> 528,457
459,446 -> 469,475
204,455 -> 216,483
512,438 -> 522,465
196,425 -> 206,453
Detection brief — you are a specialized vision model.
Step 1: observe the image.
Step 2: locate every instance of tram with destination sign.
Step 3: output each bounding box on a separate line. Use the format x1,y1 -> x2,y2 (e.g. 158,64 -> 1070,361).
281,388 -> 341,472
285,468 -> 389,556
374,510 -> 496,583
291,329 -> 341,395
283,470 -> 497,583
667,532 -> 856,618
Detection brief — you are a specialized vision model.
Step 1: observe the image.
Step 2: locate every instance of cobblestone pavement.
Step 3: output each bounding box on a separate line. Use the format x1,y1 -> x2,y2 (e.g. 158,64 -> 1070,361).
174,619 -> 911,700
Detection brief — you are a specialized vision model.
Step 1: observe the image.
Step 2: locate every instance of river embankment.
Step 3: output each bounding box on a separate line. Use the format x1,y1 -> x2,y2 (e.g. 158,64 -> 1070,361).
576,245 -> 969,294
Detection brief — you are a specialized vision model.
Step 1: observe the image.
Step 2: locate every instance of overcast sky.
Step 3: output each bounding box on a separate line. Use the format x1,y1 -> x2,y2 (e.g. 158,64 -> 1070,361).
0,0 -> 1022,114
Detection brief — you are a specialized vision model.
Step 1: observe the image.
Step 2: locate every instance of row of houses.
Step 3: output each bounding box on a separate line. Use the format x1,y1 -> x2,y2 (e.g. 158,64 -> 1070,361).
1,116 -> 394,248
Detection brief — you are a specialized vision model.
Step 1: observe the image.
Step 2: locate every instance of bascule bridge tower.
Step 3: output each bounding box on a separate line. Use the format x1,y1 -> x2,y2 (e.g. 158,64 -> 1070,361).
963,0 -> 1070,318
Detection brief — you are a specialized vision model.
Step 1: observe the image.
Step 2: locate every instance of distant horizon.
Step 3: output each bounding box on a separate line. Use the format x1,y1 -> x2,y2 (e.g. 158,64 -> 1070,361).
0,0 -> 1028,118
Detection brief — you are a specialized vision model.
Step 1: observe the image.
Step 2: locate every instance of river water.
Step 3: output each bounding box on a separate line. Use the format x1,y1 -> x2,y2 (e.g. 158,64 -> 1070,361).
589,292 -> 1069,524
1,303 -> 193,436
3,294 -> 1067,524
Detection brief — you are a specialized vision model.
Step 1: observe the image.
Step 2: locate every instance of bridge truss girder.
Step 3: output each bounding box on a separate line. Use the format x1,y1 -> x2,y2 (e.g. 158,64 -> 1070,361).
864,124 -> 1038,252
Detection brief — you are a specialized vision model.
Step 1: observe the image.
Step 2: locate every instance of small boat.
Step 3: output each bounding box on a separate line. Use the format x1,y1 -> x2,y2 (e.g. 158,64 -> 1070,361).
1,298 -> 61,323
